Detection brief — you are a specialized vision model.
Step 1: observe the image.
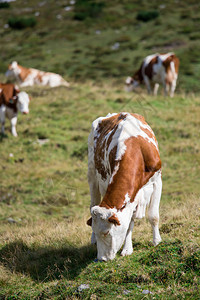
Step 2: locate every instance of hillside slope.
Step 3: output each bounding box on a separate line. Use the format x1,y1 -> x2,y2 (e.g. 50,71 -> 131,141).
0,0 -> 200,90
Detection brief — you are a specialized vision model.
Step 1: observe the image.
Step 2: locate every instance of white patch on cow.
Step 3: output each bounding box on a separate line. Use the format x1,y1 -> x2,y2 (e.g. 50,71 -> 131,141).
124,193 -> 130,204
125,76 -> 132,85
109,162 -> 119,184
143,53 -> 158,68
159,52 -> 174,61
17,91 -> 30,114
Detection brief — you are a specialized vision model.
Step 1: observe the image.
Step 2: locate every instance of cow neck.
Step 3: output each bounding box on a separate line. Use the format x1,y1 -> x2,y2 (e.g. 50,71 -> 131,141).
99,136 -> 161,211
133,63 -> 144,83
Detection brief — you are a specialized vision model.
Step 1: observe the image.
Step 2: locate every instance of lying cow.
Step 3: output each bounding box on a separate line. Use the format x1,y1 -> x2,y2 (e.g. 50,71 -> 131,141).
0,83 -> 30,137
87,112 -> 162,261
125,52 -> 179,97
5,61 -> 70,88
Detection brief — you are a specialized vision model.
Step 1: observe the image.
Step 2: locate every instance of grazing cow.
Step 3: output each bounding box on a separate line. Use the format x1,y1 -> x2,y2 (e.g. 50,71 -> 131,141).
5,61 -> 70,88
125,53 -> 179,97
87,112 -> 162,261
0,83 -> 30,137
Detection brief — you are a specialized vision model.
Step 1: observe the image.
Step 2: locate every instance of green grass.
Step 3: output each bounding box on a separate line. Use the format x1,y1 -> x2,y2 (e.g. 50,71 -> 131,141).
0,0 -> 200,299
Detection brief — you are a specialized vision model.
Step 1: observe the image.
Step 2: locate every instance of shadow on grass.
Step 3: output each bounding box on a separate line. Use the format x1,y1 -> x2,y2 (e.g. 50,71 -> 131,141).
0,240 -> 96,282
0,133 -> 8,142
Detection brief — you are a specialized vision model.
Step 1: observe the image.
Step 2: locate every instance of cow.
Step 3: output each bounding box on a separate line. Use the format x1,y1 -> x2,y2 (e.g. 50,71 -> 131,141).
0,83 -> 30,137
87,112 -> 162,261
125,53 -> 179,97
5,61 -> 70,88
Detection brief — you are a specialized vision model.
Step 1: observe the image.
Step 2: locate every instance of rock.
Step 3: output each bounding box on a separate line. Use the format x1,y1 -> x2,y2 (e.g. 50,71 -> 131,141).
64,6 -> 71,11
123,289 -> 131,295
37,138 -> 49,145
77,284 -> 90,292
111,42 -> 120,50
90,294 -> 97,300
7,217 -> 17,223
142,289 -> 153,295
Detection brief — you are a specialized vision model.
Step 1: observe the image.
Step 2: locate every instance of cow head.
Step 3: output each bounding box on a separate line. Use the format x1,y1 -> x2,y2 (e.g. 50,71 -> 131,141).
125,76 -> 140,92
17,91 -> 30,114
5,61 -> 20,79
88,205 -> 131,261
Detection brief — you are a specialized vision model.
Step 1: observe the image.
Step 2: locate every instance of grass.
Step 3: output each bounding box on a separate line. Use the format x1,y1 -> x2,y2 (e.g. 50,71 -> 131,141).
0,0 -> 200,298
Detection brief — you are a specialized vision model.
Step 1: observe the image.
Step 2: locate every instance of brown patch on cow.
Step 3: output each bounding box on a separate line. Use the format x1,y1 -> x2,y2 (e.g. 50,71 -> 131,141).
140,127 -> 158,145
17,65 -> 31,81
94,113 -> 127,180
162,54 -> 180,84
0,83 -> 19,113
109,145 -> 118,174
100,135 -> 161,210
87,217 -> 92,226
36,73 -> 43,83
144,56 -> 159,79
108,214 -> 120,226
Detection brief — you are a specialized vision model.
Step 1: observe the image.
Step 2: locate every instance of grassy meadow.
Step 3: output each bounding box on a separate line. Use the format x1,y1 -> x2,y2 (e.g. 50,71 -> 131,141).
0,0 -> 200,299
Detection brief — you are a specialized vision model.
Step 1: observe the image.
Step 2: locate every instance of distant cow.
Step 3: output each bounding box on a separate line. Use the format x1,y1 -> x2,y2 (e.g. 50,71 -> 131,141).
87,112 -> 162,261
125,53 -> 179,97
5,61 -> 70,88
0,83 -> 30,137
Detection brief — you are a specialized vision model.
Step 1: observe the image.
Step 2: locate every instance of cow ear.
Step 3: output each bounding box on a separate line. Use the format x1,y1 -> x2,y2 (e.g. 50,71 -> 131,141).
87,217 -> 92,226
108,214 -> 120,226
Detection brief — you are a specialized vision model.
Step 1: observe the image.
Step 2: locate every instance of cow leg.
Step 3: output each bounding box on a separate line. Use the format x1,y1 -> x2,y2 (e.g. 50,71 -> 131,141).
164,82 -> 170,96
10,116 -> 18,137
88,162 -> 101,244
88,177 -> 101,244
144,76 -> 152,94
153,83 -> 159,96
0,105 -> 6,135
148,172 -> 162,246
121,220 -> 134,256
169,80 -> 177,98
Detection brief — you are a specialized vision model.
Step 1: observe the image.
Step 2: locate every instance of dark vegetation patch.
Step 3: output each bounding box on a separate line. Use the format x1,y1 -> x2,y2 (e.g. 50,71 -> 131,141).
74,0 -> 105,21
136,10 -> 159,22
0,2 -> 10,9
71,143 -> 88,160
8,16 -> 37,29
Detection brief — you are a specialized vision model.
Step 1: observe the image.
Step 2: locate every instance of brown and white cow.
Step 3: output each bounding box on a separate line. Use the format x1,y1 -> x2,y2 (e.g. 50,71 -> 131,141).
87,112 -> 162,261
125,53 -> 179,97
5,61 -> 70,88
0,83 -> 30,137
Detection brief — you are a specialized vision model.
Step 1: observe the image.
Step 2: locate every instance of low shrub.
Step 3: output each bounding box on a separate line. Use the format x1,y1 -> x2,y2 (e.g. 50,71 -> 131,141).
136,10 -> 159,22
0,2 -> 10,9
8,16 -> 37,29
74,0 -> 105,21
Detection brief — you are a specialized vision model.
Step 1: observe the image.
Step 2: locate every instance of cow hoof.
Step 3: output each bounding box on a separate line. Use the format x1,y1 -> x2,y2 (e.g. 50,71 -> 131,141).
153,238 -> 162,246
121,248 -> 133,256
94,258 -> 103,263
